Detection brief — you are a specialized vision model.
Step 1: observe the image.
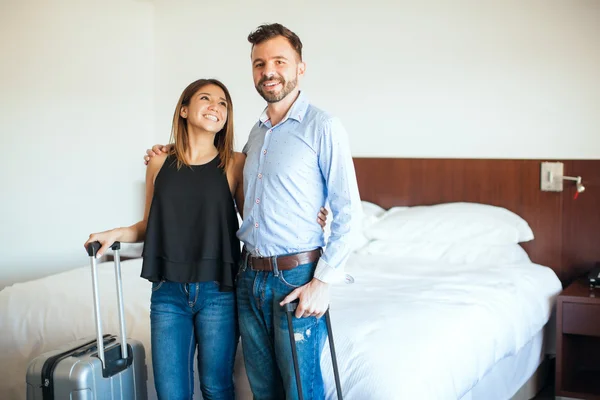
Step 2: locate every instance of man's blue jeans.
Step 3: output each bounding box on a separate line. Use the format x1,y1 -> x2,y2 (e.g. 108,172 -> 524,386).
150,281 -> 238,400
236,254 -> 327,400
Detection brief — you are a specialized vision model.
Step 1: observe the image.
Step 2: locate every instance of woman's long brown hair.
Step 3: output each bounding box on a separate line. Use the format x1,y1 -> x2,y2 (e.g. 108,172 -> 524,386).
169,78 -> 234,171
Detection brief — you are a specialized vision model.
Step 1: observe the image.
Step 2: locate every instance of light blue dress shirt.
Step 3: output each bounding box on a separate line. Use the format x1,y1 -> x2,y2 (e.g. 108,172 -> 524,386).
238,91 -> 360,283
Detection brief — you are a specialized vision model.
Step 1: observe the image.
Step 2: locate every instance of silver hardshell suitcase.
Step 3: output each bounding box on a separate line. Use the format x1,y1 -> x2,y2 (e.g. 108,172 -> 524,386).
26,242 -> 148,399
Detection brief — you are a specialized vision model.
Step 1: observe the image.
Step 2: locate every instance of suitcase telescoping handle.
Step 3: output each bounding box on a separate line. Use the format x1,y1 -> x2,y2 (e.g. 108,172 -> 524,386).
284,300 -> 343,400
86,241 -> 128,369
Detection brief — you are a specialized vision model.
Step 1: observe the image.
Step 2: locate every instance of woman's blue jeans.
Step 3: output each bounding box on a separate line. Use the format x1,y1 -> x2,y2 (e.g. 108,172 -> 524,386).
150,280 -> 238,400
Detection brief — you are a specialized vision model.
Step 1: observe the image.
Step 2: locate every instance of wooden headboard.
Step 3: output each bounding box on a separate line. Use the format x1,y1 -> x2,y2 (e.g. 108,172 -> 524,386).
353,158 -> 600,285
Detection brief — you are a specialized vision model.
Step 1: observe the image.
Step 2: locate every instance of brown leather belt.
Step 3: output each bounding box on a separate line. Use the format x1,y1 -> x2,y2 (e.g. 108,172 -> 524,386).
242,248 -> 321,271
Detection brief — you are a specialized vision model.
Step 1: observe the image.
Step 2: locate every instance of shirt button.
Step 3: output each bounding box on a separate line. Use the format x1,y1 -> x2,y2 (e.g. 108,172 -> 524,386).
268,129 -> 272,133
263,150 -> 267,155
258,173 -> 262,179
254,222 -> 259,228
256,198 -> 260,204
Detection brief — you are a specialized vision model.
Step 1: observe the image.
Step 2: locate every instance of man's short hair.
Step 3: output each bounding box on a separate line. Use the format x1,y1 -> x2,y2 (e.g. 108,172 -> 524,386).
248,23 -> 303,61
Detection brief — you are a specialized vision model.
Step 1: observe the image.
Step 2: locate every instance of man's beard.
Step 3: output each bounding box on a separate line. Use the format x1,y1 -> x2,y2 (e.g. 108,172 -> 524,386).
256,75 -> 298,103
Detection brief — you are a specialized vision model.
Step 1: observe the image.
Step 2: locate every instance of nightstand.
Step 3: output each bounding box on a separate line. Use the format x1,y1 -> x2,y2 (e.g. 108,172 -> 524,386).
556,279 -> 600,400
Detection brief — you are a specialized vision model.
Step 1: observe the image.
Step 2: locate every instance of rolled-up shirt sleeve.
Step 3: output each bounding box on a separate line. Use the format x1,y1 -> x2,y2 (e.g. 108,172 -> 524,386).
314,116 -> 361,283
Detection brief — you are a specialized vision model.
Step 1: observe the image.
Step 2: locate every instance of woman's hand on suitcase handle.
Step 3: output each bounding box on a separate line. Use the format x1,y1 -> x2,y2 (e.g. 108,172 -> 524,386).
280,278 -> 330,319
84,230 -> 121,259
144,144 -> 172,165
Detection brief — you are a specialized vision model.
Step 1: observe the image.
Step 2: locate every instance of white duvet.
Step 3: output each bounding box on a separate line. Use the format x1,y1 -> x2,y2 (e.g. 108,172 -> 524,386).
0,254 -> 561,400
322,255 -> 561,399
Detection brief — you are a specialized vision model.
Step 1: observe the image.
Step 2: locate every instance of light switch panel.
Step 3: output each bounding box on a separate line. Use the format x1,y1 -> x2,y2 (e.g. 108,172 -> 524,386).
540,162 -> 564,191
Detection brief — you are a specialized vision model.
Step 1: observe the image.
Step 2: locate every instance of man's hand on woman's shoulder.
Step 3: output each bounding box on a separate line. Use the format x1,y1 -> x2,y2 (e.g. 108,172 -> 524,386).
144,144 -> 171,165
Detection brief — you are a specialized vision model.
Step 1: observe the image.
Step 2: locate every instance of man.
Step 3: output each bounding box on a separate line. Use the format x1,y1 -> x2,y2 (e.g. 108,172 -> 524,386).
146,23 -> 360,399
236,23 -> 359,400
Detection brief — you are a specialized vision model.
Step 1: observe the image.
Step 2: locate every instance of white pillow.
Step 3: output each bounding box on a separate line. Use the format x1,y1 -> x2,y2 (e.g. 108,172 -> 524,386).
361,201 -> 387,226
358,240 -> 531,265
365,202 -> 534,245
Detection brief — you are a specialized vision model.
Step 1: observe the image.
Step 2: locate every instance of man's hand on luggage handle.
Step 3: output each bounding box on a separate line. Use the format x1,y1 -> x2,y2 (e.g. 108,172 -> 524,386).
280,278 -> 330,319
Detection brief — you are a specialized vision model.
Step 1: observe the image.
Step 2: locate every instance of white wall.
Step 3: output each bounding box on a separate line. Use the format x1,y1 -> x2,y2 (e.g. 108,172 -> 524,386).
1,0 -> 599,288
154,0 -> 600,158
0,0 -> 154,289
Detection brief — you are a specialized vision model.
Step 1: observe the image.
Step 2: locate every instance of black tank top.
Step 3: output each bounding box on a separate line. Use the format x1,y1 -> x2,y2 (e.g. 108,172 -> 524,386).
141,154 -> 240,291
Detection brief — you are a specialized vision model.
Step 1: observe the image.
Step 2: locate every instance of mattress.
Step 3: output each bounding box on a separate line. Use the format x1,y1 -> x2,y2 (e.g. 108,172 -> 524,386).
320,254 -> 561,399
460,327 -> 546,400
0,253 -> 562,399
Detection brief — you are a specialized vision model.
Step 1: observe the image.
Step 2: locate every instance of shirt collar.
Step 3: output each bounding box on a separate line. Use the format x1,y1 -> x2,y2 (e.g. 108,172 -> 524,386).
258,90 -> 310,127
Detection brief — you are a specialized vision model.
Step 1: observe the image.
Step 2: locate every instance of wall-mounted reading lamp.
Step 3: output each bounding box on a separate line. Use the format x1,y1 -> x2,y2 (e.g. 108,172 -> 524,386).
540,162 -> 585,196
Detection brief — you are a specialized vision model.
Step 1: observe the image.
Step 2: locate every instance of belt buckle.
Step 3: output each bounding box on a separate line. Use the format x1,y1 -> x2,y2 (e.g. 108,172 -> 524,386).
261,255 -> 274,271
257,255 -> 276,271
250,255 -> 258,269
249,254 -> 264,270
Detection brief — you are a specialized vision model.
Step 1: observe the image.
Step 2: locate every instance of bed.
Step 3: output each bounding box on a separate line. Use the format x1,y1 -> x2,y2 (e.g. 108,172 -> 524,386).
0,198 -> 563,400
6,155 -> 597,400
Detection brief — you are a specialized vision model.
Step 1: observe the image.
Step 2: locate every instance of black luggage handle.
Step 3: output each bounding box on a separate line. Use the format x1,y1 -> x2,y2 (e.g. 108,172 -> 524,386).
86,241 -> 120,257
284,300 -> 343,400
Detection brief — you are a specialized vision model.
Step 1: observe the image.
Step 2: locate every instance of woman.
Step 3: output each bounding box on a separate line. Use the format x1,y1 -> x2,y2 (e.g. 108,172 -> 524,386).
85,78 -> 243,399
85,78 -> 326,399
